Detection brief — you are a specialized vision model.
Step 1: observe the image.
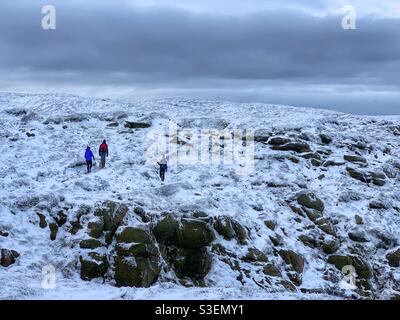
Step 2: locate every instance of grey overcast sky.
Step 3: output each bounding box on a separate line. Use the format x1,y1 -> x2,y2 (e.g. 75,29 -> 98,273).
0,0 -> 399,115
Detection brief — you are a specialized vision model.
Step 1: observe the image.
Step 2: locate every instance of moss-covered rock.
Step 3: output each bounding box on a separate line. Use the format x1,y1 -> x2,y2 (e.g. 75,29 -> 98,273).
299,235 -> 317,248
327,254 -> 372,279
88,219 -> 104,239
279,250 -> 305,274
244,248 -> 268,262
172,247 -> 212,281
114,255 -> 160,287
79,252 -> 109,280
115,243 -> 159,258
1,249 -> 20,267
152,215 -> 180,245
232,220 -> 248,245
176,218 -> 215,248
124,121 -> 151,129
322,239 -> 339,254
116,227 -> 154,244
80,239 -> 102,249
386,248 -> 400,267
297,192 -> 325,212
263,263 -> 281,277
55,210 -> 68,227
214,216 -> 235,240
49,222 -> 58,241
264,220 -> 276,231
37,212 -> 47,229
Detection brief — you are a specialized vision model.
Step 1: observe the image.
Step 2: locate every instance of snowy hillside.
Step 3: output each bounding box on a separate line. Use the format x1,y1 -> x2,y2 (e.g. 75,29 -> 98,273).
0,92 -> 400,300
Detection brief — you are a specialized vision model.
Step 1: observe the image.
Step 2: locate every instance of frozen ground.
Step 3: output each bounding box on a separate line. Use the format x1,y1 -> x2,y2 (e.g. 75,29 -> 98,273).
0,92 -> 399,300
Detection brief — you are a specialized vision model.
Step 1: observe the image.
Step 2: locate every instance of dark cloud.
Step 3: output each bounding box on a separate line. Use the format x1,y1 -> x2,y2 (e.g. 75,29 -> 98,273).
0,0 -> 399,114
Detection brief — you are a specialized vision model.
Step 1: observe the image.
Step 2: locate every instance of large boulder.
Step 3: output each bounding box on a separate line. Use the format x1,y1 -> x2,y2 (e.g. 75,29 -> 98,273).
214,216 -> 236,240
114,256 -> 160,287
327,254 -> 372,279
116,227 -> 154,244
386,248 -> 400,267
152,215 -> 180,245
271,142 -> 311,153
172,247 -> 212,281
124,121 -> 151,129
279,250 -> 305,274
297,192 -> 325,212
1,249 -> 20,267
79,252 -> 109,280
344,155 -> 367,164
214,216 -> 248,244
244,248 -> 268,262
177,219 -> 216,248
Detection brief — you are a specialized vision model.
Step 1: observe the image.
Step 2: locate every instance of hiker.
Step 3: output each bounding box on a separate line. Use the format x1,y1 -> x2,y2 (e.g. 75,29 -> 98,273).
84,146 -> 95,173
98,140 -> 109,169
157,155 -> 168,182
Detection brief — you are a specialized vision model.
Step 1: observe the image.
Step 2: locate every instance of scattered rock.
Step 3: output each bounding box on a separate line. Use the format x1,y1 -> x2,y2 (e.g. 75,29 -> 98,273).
299,235 -> 317,248
320,134 -> 332,145
1,249 -> 20,267
26,132 -> 35,138
263,263 -> 281,277
344,155 -> 367,164
278,250 -> 305,274
49,222 -> 58,241
355,215 -> 364,225
37,212 -> 47,229
124,121 -> 151,129
297,192 -> 325,212
88,219 -> 104,239
0,231 -> 9,237
348,229 -> 369,243
264,220 -> 276,231
386,247 -> 400,267
244,248 -> 268,263
268,137 -> 291,145
271,142 -> 311,153
323,239 -> 339,254
369,201 -> 389,210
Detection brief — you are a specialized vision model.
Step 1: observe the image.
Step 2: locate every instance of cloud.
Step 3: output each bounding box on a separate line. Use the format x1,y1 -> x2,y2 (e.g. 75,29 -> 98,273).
0,1 -> 399,114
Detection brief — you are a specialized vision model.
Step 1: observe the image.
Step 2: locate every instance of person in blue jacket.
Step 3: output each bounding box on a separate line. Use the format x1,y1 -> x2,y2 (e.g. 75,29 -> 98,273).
84,146 -> 95,173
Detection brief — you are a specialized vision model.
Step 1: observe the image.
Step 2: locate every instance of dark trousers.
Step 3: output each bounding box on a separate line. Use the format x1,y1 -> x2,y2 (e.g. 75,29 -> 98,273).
86,160 -> 93,173
160,169 -> 166,182
100,152 -> 107,168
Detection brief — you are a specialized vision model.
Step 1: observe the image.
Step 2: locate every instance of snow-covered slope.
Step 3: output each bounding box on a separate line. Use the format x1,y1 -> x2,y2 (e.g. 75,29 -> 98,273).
0,92 -> 399,300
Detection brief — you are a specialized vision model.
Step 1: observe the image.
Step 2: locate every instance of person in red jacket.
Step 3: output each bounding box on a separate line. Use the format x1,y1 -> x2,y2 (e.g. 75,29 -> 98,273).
98,140 -> 109,168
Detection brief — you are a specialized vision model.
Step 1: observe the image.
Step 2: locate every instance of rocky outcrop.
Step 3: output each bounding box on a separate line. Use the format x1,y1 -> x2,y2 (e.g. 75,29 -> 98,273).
153,215 -> 215,283
114,226 -> 161,287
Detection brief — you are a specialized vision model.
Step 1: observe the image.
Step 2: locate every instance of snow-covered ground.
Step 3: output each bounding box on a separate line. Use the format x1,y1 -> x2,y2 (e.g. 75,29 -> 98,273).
0,92 -> 399,300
